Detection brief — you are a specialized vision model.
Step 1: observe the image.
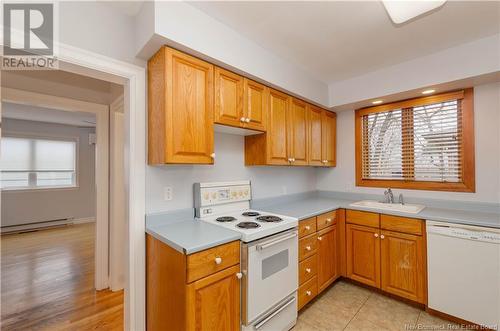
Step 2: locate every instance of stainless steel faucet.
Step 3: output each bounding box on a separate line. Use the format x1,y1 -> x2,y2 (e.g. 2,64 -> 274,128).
398,193 -> 404,205
384,188 -> 394,204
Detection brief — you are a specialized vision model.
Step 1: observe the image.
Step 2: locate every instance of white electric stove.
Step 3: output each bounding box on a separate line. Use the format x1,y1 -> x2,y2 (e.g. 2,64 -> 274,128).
194,181 -> 299,331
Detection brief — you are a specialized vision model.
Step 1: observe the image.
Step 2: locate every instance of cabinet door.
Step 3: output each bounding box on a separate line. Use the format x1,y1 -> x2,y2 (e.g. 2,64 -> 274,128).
288,98 -> 308,166
317,225 -> 339,293
214,67 -> 244,128
186,265 -> 241,331
346,224 -> 380,288
243,79 -> 267,132
380,230 -> 426,303
308,105 -> 323,166
267,89 -> 290,165
321,111 -> 337,167
166,48 -> 214,164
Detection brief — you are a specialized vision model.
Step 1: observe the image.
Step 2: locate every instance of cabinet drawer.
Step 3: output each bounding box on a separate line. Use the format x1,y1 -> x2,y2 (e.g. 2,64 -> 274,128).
299,233 -> 318,261
187,241 -> 240,283
346,210 -> 379,228
381,215 -> 423,235
298,276 -> 318,310
299,217 -> 317,238
317,211 -> 336,230
299,254 -> 317,285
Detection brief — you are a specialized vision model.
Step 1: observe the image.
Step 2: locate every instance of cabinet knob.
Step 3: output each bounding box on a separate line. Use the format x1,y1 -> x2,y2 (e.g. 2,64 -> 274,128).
380,234 -> 385,239
211,153 -> 215,158
214,257 -> 222,265
323,160 -> 327,163
240,117 -> 246,122
236,272 -> 243,279
306,268 -> 311,273
317,236 -> 322,241
305,225 -> 311,230
374,233 -> 379,238
305,246 -> 311,251
306,291 -> 312,296
245,118 -> 251,123
326,218 -> 332,223
292,158 -> 296,162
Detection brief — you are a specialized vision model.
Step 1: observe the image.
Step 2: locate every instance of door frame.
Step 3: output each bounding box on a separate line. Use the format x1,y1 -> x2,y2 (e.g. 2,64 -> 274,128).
1,87 -> 110,290
1,39 -> 146,330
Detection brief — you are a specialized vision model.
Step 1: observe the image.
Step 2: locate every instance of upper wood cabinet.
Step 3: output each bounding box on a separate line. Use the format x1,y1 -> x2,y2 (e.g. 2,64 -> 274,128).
346,223 -> 381,288
243,79 -> 267,131
214,67 -> 244,128
321,110 -> 337,166
308,105 -> 323,166
148,47 -> 214,165
288,98 -> 308,165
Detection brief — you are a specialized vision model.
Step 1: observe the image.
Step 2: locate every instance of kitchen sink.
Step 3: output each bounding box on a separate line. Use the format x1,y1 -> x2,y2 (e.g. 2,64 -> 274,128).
349,200 -> 425,214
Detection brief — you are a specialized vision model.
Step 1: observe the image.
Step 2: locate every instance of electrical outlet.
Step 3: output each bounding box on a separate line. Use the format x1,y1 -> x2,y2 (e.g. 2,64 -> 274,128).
164,187 -> 173,201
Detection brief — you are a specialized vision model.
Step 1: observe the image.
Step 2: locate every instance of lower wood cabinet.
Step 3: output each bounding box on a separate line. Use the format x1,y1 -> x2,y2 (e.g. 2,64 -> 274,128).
317,226 -> 339,292
380,230 -> 425,303
346,223 -> 381,288
346,212 -> 427,305
147,236 -> 241,331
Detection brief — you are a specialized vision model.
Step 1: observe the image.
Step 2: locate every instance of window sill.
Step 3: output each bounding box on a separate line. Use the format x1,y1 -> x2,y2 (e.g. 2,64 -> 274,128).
356,178 -> 475,193
1,186 -> 80,193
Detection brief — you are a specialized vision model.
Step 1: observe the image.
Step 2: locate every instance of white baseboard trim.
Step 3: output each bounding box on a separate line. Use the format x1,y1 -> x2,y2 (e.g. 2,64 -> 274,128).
1,217 -> 96,234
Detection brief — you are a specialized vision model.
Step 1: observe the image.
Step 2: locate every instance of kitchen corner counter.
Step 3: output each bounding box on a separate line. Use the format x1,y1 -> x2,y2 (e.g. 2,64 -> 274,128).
254,192 -> 500,229
146,212 -> 241,254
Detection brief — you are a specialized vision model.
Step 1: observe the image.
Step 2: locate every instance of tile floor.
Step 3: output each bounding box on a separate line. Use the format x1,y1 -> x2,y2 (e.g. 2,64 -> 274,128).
293,280 -> 460,331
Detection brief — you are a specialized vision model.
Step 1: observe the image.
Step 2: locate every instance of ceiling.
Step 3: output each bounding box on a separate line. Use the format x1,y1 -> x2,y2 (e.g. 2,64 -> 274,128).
190,1 -> 500,83
101,1 -> 144,17
2,102 -> 96,127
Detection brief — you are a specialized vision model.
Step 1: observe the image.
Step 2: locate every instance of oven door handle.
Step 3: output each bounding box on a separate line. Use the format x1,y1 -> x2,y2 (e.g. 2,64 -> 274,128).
256,232 -> 297,251
254,296 -> 296,330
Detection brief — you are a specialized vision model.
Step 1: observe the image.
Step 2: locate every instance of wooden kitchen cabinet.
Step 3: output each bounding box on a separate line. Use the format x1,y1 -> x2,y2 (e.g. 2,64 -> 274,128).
380,230 -> 426,304
308,105 -> 323,166
346,223 -> 381,288
243,78 -> 267,131
321,110 -> 337,166
148,46 -> 214,165
214,67 -> 244,128
317,225 -> 339,292
288,98 -> 308,165
147,235 -> 241,331
186,265 -> 241,331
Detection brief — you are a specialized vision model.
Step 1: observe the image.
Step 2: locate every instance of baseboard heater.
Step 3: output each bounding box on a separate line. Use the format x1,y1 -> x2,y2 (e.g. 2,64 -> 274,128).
1,217 -> 92,234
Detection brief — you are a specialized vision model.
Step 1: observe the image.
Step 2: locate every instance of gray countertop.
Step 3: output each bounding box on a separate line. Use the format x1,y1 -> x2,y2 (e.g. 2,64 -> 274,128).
146,191 -> 500,254
146,209 -> 241,254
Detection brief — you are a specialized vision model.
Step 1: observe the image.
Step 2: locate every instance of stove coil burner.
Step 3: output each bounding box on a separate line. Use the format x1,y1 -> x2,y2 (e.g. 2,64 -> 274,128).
242,211 -> 260,217
216,216 -> 237,223
236,221 -> 260,229
256,215 -> 283,223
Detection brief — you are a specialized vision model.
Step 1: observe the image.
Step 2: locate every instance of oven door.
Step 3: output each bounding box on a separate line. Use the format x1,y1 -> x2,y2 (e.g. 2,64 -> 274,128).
243,229 -> 298,325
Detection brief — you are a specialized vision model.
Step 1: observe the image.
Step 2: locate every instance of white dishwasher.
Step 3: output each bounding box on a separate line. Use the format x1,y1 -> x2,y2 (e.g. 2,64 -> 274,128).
427,221 -> 500,329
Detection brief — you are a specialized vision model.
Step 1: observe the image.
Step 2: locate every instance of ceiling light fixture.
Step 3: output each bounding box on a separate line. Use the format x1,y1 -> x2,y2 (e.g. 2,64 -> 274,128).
382,1 -> 447,24
422,89 -> 436,95
372,100 -> 383,105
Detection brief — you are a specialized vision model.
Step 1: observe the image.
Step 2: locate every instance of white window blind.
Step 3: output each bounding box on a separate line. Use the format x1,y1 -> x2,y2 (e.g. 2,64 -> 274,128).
0,136 -> 77,189
362,99 -> 462,183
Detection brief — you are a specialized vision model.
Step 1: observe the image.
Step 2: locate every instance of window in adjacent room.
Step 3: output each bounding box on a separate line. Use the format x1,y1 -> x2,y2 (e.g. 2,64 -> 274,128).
355,89 -> 475,192
0,135 -> 77,190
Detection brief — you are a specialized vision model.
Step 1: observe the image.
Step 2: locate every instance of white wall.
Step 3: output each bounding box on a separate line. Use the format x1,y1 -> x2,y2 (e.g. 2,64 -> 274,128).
146,132 -> 317,213
317,82 -> 500,203
1,118 -> 96,226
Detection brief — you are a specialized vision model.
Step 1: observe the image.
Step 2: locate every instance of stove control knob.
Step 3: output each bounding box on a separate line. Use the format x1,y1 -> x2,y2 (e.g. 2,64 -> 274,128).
214,257 -> 222,265
238,191 -> 243,197
306,291 -> 312,296
236,272 -> 243,279
211,192 -> 217,199
305,246 -> 311,251
203,192 -> 209,200
306,268 -> 311,273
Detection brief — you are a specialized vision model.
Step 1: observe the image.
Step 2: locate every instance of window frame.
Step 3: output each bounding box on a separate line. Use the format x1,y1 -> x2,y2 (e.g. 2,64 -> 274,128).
1,132 -> 80,192
355,88 -> 475,192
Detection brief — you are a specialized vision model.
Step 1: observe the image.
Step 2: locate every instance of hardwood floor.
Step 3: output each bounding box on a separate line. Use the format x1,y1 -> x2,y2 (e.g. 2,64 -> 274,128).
1,223 -> 123,331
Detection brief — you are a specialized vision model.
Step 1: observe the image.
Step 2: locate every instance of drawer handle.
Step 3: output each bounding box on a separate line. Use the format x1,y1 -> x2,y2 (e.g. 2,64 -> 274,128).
254,296 -> 296,330
214,257 -> 222,265
305,268 -> 311,273
306,290 -> 312,296
305,246 -> 311,251
256,232 -> 297,251
374,233 -> 379,238
380,234 -> 385,239
305,225 -> 311,231
317,236 -> 322,241
236,272 -> 243,279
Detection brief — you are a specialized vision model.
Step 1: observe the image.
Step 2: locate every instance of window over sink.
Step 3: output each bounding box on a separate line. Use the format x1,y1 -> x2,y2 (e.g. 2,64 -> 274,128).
355,89 -> 475,192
